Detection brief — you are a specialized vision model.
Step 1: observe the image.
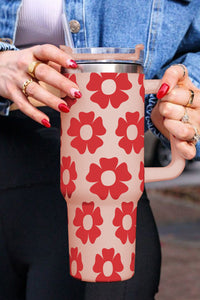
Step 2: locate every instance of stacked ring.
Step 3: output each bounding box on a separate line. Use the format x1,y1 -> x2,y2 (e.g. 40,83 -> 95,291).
181,107 -> 189,123
191,126 -> 200,144
22,79 -> 33,97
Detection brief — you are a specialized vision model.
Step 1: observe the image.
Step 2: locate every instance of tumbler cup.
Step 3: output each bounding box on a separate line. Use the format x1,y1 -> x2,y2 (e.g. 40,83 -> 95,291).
60,45 -> 185,282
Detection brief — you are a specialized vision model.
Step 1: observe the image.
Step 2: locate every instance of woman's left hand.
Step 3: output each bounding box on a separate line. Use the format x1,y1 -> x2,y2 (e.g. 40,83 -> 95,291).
151,64 -> 200,160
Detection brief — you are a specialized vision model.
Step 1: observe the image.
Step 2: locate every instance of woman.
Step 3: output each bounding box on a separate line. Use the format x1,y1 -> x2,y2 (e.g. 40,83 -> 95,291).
0,0 -> 200,299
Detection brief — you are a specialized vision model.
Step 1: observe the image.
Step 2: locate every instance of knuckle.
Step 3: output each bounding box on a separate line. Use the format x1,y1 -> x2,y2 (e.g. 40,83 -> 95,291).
181,126 -> 190,140
161,103 -> 172,117
26,81 -> 37,96
166,66 -> 179,78
186,152 -> 195,161
40,44 -> 54,55
184,146 -> 195,160
16,56 -> 27,70
60,80 -> 69,93
36,63 -> 46,78
39,44 -> 48,56
169,89 -> 177,101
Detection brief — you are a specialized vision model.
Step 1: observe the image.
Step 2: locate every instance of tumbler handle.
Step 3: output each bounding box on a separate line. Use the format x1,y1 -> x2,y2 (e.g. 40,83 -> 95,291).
144,79 -> 185,183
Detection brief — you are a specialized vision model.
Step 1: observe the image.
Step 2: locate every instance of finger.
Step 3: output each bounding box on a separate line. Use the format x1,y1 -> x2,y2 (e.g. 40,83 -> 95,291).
9,87 -> 51,127
32,44 -> 78,69
173,137 -> 196,160
159,102 -> 185,121
161,86 -> 200,108
47,62 -> 66,98
163,118 -> 196,141
48,61 -> 61,72
33,63 -> 81,98
24,80 -> 70,113
157,64 -> 189,99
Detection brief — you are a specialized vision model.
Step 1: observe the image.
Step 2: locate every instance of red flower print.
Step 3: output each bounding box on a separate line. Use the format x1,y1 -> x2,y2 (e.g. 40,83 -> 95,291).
130,252 -> 135,272
139,161 -> 144,192
70,247 -> 83,279
60,156 -> 77,198
73,202 -> 103,244
93,248 -> 123,282
113,202 -> 137,244
86,73 -> 132,109
67,112 -> 106,154
62,74 -> 77,108
138,74 -> 145,102
86,157 -> 132,200
116,112 -> 144,154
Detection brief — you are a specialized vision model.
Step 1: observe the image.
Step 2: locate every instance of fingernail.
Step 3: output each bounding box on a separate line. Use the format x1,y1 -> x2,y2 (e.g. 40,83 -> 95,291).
67,59 -> 78,68
41,119 -> 51,128
70,88 -> 82,98
157,83 -> 170,99
58,103 -> 70,113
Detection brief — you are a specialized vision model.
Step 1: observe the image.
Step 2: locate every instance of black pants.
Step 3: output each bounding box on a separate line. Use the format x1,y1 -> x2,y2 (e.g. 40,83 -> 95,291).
0,185 -> 161,300
0,109 -> 161,299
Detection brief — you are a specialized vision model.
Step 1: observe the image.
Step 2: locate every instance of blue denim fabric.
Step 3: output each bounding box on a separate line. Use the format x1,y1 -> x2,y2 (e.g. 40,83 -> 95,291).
0,0 -> 200,157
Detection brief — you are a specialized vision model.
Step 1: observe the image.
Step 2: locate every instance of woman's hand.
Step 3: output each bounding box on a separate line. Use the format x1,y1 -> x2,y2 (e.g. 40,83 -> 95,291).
0,44 -> 81,127
151,64 -> 200,160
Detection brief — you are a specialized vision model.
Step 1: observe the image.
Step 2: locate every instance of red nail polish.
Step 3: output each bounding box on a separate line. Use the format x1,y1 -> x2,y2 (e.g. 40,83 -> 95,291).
157,83 -> 170,99
74,91 -> 82,98
41,119 -> 51,128
68,59 -> 78,68
58,103 -> 70,113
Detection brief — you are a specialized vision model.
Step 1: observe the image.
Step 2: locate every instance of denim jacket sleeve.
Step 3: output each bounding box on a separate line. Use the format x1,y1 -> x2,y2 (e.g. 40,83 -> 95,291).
145,6 -> 200,160
0,41 -> 18,51
0,42 -> 18,115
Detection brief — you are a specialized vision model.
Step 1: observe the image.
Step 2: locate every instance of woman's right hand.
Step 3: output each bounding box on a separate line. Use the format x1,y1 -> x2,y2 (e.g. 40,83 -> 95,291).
0,44 -> 81,127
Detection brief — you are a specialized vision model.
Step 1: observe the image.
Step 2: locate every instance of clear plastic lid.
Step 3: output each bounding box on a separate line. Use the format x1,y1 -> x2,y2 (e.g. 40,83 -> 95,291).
63,45 -> 144,65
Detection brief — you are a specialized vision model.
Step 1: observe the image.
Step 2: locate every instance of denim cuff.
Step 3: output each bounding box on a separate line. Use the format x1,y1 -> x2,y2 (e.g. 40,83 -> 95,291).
0,98 -> 12,116
0,42 -> 18,116
195,141 -> 200,160
145,94 -> 170,148
0,42 -> 18,51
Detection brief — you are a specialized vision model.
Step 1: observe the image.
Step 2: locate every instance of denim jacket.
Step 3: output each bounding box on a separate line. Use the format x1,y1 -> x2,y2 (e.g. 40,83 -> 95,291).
0,0 -> 200,157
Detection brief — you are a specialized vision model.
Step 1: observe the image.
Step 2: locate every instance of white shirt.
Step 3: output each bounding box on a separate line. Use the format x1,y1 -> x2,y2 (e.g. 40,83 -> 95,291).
15,0 -> 65,48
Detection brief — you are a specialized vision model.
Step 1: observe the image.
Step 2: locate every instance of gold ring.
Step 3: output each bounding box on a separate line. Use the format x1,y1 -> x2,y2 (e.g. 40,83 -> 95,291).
28,61 -> 42,78
186,89 -> 194,107
177,64 -> 186,79
181,107 -> 189,123
22,79 -> 33,97
190,126 -> 200,144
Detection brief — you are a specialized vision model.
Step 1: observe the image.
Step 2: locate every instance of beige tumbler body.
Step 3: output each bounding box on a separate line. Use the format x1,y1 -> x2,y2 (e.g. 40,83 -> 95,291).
60,47 -> 185,282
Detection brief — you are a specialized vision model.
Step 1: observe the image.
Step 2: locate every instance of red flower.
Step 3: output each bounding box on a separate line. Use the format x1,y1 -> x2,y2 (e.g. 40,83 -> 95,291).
67,112 -> 106,154
116,112 -> 144,154
113,202 -> 137,244
139,161 -> 144,192
130,252 -> 135,272
93,248 -> 124,282
70,247 -> 83,279
62,74 -> 77,108
86,73 -> 132,109
138,74 -> 145,102
60,156 -> 77,198
86,157 -> 132,200
73,202 -> 103,244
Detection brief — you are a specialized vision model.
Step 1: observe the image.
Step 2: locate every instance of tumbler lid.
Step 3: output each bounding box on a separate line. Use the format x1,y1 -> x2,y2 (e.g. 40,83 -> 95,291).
61,44 -> 144,66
